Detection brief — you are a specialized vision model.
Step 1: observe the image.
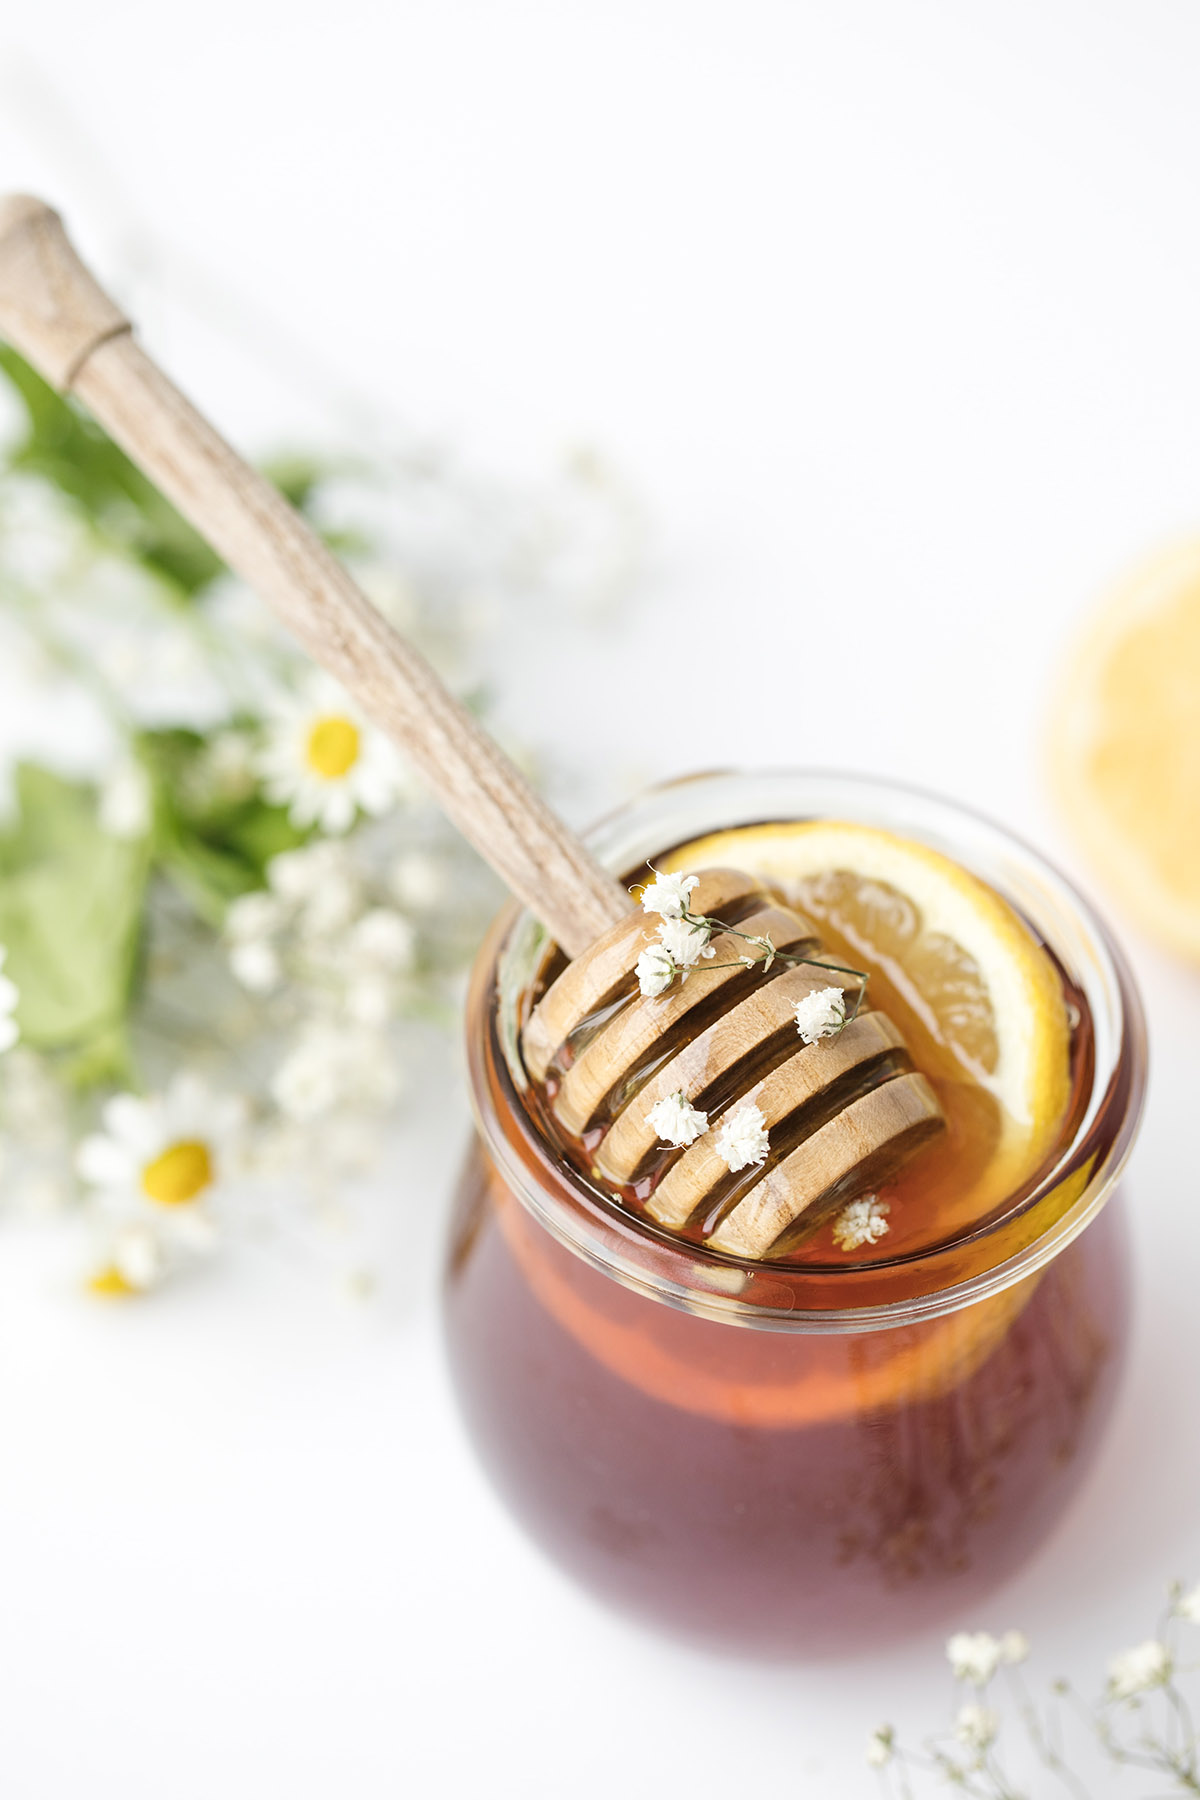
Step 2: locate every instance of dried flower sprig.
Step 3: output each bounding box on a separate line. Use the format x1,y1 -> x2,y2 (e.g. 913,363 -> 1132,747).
867,1586 -> 1200,1797
633,870 -> 870,1031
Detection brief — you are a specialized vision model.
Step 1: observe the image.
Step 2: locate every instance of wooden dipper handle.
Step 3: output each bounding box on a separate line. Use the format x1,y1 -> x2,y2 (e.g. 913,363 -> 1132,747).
0,195 -> 628,958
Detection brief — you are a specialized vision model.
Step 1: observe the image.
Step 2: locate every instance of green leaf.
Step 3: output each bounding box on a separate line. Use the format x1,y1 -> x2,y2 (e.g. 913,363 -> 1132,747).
0,766 -> 149,1078
137,728 -> 306,924
0,347 -> 225,597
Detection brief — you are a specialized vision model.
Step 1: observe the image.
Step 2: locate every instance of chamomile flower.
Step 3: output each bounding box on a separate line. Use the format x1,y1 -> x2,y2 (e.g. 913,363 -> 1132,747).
76,1074 -> 246,1291
77,1073 -> 245,1211
714,1101 -> 769,1172
0,946 -> 19,1053
257,672 -> 407,835
646,1090 -> 708,1148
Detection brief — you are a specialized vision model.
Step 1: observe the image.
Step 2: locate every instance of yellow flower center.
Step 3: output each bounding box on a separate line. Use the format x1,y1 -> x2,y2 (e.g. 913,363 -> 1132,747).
89,1265 -> 137,1299
141,1139 -> 213,1206
305,715 -> 360,780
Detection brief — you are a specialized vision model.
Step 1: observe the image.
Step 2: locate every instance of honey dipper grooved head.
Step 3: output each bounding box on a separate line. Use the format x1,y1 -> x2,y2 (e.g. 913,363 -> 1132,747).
520,864 -> 945,1262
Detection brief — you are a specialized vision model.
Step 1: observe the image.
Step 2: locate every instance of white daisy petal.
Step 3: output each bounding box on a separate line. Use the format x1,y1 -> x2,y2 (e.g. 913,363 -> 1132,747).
101,1094 -> 163,1157
76,1133 -> 137,1188
255,674 -> 406,836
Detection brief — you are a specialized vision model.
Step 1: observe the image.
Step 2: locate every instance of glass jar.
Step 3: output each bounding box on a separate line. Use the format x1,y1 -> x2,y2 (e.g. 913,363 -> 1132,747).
443,772 -> 1146,1658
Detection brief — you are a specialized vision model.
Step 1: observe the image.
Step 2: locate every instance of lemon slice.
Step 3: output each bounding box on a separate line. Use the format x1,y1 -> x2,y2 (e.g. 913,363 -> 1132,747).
1048,538 -> 1200,963
661,821 -> 1071,1223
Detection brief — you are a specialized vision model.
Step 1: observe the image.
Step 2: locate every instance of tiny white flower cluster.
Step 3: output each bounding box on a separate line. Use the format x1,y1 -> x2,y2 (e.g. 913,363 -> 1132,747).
635,872 -> 715,997
870,1583 -> 1200,1789
645,1089 -> 770,1173
715,1102 -> 770,1171
633,875 -> 859,1049
638,871 -> 698,918
645,1091 -> 708,1148
793,984 -> 847,1044
954,1701 -> 999,1751
1107,1638 -> 1172,1700
1176,1581 -> 1200,1623
0,945 -> 19,1055
832,1194 -> 890,1252
947,1629 -> 1029,1686
864,1725 -> 894,1768
97,759 -> 153,841
226,838 -> 418,1028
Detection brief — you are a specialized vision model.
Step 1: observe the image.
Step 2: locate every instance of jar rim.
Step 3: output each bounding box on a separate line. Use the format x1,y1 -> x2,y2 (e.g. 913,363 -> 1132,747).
464,769 -> 1147,1333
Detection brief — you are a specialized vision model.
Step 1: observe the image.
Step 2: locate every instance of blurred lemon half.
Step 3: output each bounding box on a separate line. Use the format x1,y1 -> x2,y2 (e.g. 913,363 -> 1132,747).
1049,538 -> 1200,963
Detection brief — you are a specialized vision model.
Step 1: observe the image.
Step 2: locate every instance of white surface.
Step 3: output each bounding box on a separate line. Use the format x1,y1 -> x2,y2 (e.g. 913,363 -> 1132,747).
1,4 -> 1199,1794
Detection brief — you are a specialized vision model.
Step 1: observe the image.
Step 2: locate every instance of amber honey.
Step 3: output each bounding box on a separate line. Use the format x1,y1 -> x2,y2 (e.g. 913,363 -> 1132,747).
443,774 -> 1145,1657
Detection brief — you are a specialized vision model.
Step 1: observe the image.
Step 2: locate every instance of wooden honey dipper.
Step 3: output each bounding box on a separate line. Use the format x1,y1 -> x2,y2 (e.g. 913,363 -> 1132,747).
0,196 -> 944,1260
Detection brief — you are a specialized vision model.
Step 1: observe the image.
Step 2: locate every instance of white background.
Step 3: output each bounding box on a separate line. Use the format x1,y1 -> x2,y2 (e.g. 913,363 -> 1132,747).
1,3 -> 1200,1795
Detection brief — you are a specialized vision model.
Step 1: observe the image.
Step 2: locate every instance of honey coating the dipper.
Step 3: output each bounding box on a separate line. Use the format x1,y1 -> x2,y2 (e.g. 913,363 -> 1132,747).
518,823 -> 1078,1265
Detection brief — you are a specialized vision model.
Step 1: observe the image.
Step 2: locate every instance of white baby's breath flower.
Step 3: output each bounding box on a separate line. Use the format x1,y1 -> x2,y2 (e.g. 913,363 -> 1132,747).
267,840 -> 362,936
229,939 -> 283,995
999,1629 -> 1030,1665
793,984 -> 848,1045
389,851 -> 445,911
954,1702 -> 998,1751
1176,1583 -> 1200,1623
832,1194 -> 890,1251
655,914 -> 714,968
271,1023 -> 401,1123
226,891 -> 285,943
714,1101 -> 769,1172
1108,1639 -> 1172,1700
0,946 -> 20,1053
947,1632 -> 1004,1686
350,908 -> 417,972
257,671 -> 407,834
865,1726 -> 894,1768
639,870 -> 699,919
266,841 -> 337,902
98,759 -> 153,840
646,1090 -> 708,1148
636,943 -> 676,998
225,889 -> 286,993
199,729 -> 257,803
